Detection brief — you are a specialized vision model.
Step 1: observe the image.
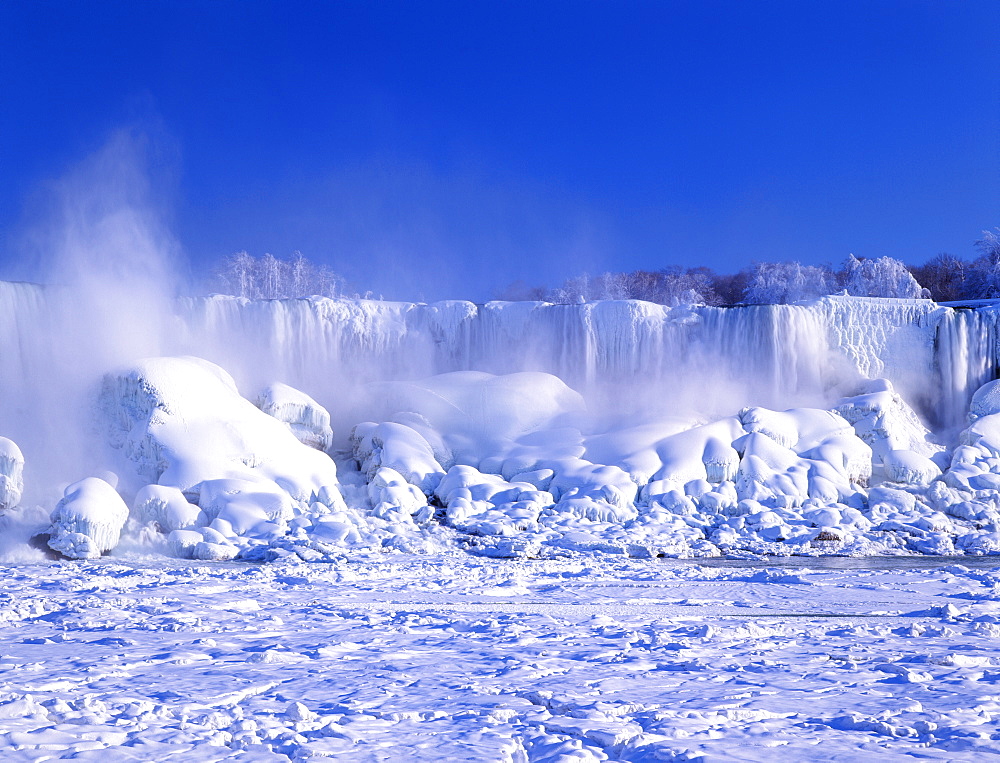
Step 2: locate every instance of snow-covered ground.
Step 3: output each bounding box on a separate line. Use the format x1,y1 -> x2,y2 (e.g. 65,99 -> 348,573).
0,554 -> 999,761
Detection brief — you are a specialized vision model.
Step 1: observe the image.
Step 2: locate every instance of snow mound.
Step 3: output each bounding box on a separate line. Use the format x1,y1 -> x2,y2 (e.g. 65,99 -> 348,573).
255,382 -> 333,451
435,464 -> 553,534
368,467 -> 428,518
48,477 -> 129,559
882,450 -> 941,486
0,437 -> 24,511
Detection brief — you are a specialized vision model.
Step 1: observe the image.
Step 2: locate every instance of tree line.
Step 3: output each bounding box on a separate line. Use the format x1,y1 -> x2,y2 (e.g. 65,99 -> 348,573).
499,228 -> 1000,305
212,228 -> 1000,305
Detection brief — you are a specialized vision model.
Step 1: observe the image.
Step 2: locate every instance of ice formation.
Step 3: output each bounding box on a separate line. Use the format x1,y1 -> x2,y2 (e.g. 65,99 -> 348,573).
2,282 -> 1000,560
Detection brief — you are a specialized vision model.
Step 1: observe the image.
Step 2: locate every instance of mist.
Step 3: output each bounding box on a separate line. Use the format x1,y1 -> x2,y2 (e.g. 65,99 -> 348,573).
1,128 -> 183,505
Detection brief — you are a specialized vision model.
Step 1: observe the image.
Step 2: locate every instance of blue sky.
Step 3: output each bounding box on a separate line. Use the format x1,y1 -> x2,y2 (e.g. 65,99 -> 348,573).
1,0 -> 998,300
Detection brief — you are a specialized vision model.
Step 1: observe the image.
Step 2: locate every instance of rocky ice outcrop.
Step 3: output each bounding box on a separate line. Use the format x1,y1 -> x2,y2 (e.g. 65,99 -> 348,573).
48,477 -> 129,559
835,379 -> 943,463
0,436 -> 24,511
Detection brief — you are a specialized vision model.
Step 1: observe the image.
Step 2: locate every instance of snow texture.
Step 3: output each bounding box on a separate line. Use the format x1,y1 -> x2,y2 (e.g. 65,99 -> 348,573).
0,555 -> 998,759
2,286 -> 1000,756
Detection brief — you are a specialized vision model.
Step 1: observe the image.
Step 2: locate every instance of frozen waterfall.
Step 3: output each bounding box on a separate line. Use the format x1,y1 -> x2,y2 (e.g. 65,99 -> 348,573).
0,280 -> 995,444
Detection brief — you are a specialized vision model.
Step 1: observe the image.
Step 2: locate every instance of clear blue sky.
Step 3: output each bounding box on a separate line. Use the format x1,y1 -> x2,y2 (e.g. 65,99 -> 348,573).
1,0 -> 998,300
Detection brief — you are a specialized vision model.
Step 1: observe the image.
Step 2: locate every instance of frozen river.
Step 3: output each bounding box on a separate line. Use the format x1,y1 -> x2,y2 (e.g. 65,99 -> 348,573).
0,554 -> 998,760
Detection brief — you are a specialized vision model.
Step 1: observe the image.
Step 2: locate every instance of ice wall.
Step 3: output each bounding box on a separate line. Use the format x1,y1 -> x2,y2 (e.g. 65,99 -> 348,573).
176,293 -> 952,426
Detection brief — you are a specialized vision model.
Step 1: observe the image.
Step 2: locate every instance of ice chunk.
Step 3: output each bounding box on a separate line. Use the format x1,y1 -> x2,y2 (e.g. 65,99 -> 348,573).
548,459 -> 638,508
48,477 -> 129,559
168,529 -> 203,558
652,418 -> 747,486
435,464 -> 552,533
194,541 -> 239,561
368,467 -> 427,516
800,434 -> 872,486
0,436 -> 24,511
733,432 -> 798,471
702,437 -> 739,483
196,478 -> 294,536
255,382 -> 333,451
351,421 -> 445,494
882,449 -> 942,486
98,356 -> 344,507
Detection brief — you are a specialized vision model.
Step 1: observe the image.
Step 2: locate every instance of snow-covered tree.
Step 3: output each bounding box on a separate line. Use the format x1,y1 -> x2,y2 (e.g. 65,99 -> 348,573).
594,272 -> 631,300
548,273 -> 591,303
547,267 -> 719,306
216,250 -> 259,298
742,262 -> 835,304
258,253 -> 283,299
841,255 -> 925,299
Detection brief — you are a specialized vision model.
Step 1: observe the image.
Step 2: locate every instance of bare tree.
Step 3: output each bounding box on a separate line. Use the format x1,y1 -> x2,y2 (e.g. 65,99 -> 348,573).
910,253 -> 966,302
212,252 -> 344,299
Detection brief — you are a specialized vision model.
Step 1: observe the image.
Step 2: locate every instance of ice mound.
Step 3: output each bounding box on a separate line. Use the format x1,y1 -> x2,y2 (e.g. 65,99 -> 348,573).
0,437 -> 24,511
651,418 -> 747,487
351,421 -> 446,495
255,382 -> 333,451
368,467 -> 428,518
583,417 -> 697,484
96,356 -> 358,560
99,356 -> 344,504
882,450 -> 941,486
48,477 -> 129,559
368,371 -> 586,461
